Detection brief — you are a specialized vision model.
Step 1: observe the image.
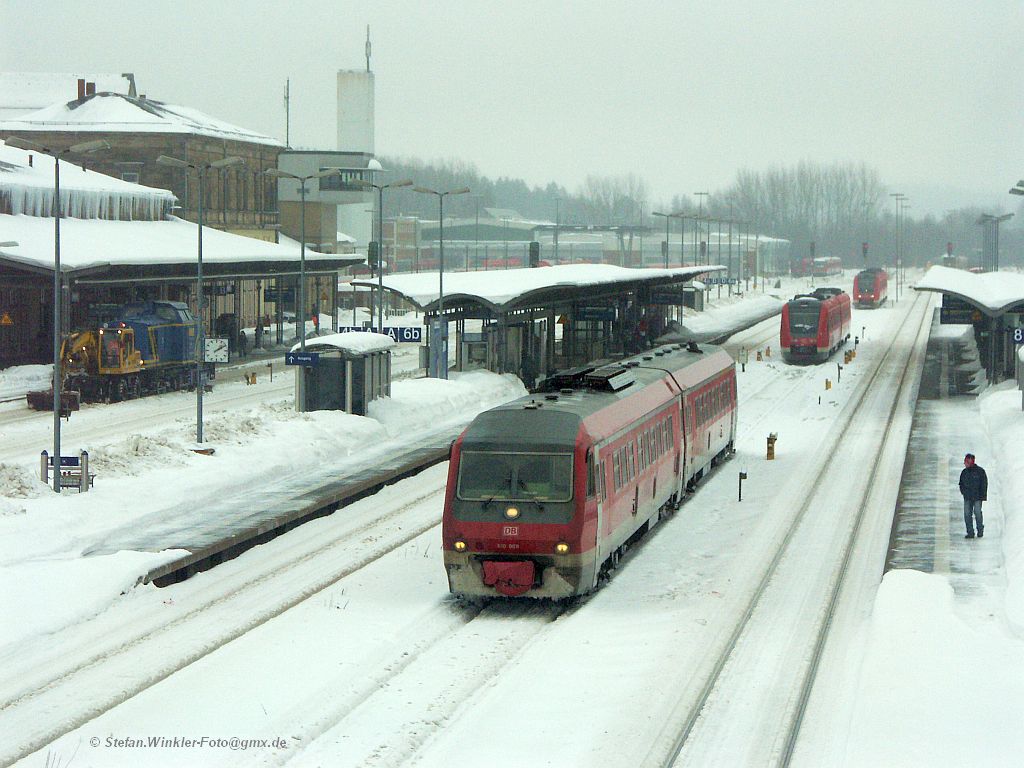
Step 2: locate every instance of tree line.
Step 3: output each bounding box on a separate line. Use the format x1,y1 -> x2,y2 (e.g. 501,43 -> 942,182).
378,155 -> 1019,269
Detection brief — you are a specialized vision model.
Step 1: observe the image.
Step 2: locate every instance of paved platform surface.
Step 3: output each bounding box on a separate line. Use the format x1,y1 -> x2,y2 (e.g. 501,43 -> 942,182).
886,314 -> 1002,601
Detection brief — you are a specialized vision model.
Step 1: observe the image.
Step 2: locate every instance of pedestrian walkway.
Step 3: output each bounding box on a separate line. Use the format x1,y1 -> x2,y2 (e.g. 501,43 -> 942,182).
886,313 -> 1002,603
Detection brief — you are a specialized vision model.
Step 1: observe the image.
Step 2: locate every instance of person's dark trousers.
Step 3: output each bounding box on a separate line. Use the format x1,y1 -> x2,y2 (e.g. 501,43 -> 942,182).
963,499 -> 984,537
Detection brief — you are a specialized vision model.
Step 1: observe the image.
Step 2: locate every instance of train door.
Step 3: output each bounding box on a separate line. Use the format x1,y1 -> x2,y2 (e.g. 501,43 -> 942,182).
676,397 -> 688,498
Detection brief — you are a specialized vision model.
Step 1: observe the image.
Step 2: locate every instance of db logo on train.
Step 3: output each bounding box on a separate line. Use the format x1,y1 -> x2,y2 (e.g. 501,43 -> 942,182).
502,526 -> 519,537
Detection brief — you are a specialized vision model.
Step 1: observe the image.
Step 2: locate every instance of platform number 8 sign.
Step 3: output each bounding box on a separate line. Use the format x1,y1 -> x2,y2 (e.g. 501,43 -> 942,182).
1015,327 -> 1023,344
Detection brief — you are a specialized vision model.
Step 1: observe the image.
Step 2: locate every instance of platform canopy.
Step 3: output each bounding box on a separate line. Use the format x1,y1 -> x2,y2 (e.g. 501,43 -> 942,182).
914,265 -> 1024,316
353,263 -> 725,315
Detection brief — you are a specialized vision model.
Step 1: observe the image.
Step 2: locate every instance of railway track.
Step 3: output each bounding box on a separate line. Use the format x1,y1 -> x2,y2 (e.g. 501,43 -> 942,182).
644,292 -> 932,767
0,466 -> 452,766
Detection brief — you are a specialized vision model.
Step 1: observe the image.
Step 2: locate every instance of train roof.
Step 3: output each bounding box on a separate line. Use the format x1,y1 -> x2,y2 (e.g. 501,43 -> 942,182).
460,343 -> 735,451
789,287 -> 846,303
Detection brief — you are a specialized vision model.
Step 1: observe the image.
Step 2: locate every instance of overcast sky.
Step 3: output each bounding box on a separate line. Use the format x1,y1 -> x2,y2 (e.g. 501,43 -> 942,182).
2,0 -> 1021,216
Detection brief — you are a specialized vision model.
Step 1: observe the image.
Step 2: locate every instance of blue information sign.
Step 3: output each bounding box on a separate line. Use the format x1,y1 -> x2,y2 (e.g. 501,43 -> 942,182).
335,326 -> 424,343
47,455 -> 81,467
285,351 -> 321,366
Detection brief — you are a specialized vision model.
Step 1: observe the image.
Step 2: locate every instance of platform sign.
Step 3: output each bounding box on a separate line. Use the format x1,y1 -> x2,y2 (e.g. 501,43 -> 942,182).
335,325 -> 423,343
263,287 -> 295,303
47,455 -> 81,468
204,337 -> 229,363
1014,327 -> 1023,344
650,292 -> 683,306
707,277 -> 739,286
940,296 -> 982,325
285,351 -> 321,366
575,306 -> 616,321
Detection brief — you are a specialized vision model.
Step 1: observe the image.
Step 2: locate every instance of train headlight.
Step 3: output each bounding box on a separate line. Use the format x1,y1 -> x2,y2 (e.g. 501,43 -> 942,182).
504,506 -> 520,519
555,542 -> 570,555
453,540 -> 467,552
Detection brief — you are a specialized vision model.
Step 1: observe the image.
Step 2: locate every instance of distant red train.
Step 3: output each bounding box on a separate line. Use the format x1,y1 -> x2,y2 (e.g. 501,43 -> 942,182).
811,256 -> 843,277
780,287 -> 852,363
442,343 -> 737,599
853,267 -> 888,308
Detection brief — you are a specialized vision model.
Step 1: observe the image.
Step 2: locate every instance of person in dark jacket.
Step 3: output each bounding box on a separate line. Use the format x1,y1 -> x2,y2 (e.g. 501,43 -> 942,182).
959,453 -> 988,538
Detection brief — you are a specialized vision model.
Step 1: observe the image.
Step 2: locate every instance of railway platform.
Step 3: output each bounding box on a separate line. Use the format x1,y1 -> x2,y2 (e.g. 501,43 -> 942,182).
886,313 -> 1003,600
84,430 -> 454,586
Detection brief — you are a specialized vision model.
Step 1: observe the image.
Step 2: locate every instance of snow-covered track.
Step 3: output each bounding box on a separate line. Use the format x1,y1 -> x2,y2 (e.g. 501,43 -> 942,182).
261,599 -> 574,768
647,292 -> 932,768
0,468 -> 452,766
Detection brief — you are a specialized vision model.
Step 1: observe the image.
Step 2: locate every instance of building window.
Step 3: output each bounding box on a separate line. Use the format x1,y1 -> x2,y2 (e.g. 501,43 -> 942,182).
319,168 -> 368,192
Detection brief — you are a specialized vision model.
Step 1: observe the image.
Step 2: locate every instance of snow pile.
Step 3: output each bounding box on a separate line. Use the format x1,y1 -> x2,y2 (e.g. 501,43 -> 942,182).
916,265 -> 1024,315
87,432 -> 192,477
981,384 -> 1024,631
0,363 -> 51,400
0,463 -> 50,498
659,294 -> 784,342
848,569 -> 1024,765
369,371 -> 527,437
293,331 -> 397,355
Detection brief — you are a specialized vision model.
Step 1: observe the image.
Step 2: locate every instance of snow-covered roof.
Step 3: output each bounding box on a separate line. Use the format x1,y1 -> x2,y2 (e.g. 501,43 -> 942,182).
0,139 -> 173,219
0,214 -> 361,275
0,92 -> 283,147
0,72 -> 126,120
353,263 -> 725,312
914,265 -> 1024,316
292,332 -> 396,355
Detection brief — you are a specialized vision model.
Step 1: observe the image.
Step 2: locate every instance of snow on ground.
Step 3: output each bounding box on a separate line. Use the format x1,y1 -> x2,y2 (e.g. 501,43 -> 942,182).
0,371 -> 526,665
12,268 -> 1021,766
0,363 -> 50,400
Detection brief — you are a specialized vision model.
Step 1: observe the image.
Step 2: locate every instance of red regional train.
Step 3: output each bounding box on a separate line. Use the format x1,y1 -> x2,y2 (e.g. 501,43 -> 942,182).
852,267 -> 888,308
442,343 -> 737,599
780,287 -> 852,363
811,256 -> 843,277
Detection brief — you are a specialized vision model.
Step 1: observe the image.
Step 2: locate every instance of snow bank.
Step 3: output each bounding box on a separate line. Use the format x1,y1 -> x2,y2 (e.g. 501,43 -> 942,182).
0,364 -> 51,400
980,383 -> 1024,631
848,569 -> 1024,766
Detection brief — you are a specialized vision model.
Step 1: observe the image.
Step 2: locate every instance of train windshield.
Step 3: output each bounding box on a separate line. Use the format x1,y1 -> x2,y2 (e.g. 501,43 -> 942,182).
458,451 -> 574,502
789,305 -> 820,335
856,275 -> 873,293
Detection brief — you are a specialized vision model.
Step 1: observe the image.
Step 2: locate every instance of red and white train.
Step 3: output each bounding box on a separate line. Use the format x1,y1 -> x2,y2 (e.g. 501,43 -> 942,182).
780,287 -> 852,363
852,267 -> 888,308
442,343 -> 737,599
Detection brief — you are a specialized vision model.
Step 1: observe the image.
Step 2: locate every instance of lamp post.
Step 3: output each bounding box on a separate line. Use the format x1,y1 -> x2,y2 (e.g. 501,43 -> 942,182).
694,192 -> 709,266
978,213 -> 1014,271
652,211 -> 672,268
7,136 -> 109,492
352,178 -> 413,331
554,195 -> 561,264
413,185 -> 470,379
157,154 -> 244,438
889,192 -> 905,300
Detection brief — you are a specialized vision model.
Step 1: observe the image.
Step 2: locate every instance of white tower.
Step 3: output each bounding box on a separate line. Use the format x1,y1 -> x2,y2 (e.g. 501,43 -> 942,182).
336,70 -> 374,153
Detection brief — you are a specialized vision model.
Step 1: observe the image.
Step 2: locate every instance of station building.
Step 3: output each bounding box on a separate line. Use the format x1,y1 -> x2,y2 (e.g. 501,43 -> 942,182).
0,140 -> 361,368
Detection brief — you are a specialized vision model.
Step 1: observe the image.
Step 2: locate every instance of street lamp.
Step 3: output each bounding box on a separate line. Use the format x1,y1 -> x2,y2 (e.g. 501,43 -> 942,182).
978,213 -> 1014,271
694,192 -> 709,265
413,185 -> 470,379
7,136 -> 108,492
352,177 -> 413,332
1009,180 -> 1024,196
889,192 -> 905,300
157,153 -> 244,439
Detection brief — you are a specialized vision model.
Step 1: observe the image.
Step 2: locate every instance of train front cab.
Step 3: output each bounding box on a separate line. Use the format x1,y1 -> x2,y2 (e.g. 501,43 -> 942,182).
442,411 -> 601,599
